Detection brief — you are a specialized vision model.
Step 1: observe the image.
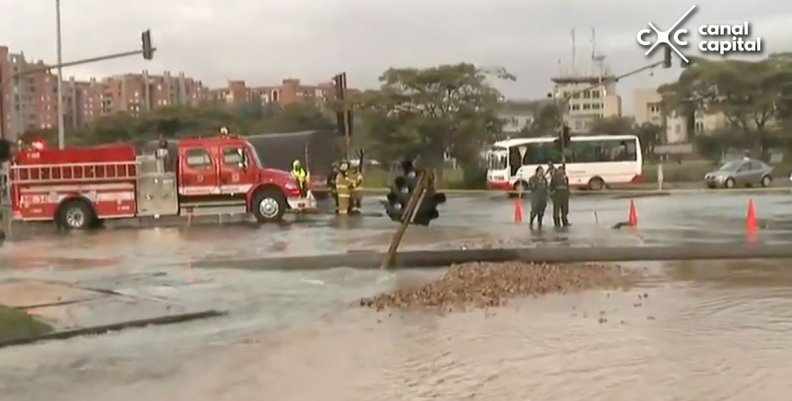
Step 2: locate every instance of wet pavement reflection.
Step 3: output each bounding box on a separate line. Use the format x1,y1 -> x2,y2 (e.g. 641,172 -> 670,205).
1,192 -> 792,400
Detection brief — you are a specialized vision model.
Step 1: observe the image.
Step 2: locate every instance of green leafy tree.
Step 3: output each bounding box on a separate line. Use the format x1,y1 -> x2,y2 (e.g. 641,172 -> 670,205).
589,116 -> 634,135
358,63 -> 505,180
520,104 -> 561,137
659,55 -> 792,158
66,102 -> 333,147
634,122 -> 663,155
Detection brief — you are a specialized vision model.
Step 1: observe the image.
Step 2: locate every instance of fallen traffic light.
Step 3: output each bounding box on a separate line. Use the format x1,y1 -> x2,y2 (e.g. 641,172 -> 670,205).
412,190 -> 447,226
384,176 -> 410,221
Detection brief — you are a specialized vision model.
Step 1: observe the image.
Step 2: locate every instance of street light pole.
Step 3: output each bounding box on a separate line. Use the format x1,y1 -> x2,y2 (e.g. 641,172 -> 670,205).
55,0 -> 65,149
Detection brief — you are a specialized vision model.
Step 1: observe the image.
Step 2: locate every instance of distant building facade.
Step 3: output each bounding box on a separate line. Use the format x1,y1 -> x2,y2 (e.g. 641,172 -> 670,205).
550,73 -> 622,133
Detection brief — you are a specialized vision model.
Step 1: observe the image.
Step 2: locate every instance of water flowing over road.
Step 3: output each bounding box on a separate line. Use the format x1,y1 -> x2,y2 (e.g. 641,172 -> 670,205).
2,192 -> 792,400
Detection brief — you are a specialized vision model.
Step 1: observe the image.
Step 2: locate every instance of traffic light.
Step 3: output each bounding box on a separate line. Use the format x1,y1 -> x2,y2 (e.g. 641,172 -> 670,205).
333,73 -> 352,137
141,29 -> 154,60
556,124 -> 571,149
412,189 -> 446,226
662,45 -> 672,68
382,162 -> 446,226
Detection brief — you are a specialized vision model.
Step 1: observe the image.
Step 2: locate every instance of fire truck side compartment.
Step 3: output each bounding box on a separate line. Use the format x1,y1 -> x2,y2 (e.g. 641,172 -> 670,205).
135,155 -> 179,217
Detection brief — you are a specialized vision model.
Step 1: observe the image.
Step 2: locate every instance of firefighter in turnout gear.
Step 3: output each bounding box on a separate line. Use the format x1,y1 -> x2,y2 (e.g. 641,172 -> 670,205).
348,165 -> 364,213
291,159 -> 308,197
528,165 -> 549,229
335,160 -> 352,215
550,165 -> 571,227
327,161 -> 340,212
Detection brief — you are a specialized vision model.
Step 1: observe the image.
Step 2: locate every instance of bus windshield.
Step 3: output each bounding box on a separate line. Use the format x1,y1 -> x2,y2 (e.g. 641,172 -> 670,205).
487,148 -> 508,170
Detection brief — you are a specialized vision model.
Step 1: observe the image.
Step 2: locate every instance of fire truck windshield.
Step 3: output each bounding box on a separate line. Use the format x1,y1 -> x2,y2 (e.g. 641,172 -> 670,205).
246,143 -> 263,168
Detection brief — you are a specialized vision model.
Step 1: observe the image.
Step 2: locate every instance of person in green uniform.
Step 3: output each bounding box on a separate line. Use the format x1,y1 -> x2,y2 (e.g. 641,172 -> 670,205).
327,161 -> 340,212
528,166 -> 549,229
550,164 -> 571,227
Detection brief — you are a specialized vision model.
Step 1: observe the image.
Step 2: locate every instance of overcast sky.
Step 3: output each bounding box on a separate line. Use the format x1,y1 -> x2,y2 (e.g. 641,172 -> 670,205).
2,0 -> 790,114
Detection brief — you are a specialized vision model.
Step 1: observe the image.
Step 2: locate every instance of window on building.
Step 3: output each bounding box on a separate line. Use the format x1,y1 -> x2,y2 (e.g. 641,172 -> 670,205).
583,90 -> 591,99
582,104 -> 591,110
571,104 -> 580,111
185,149 -> 213,170
591,90 -> 600,98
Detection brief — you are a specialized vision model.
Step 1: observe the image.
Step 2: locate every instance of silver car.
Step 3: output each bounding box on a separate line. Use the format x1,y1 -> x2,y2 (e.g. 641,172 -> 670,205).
705,158 -> 774,189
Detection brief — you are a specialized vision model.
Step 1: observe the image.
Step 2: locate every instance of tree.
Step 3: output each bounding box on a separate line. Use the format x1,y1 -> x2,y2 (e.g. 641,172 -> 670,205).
589,116 -> 634,135
520,103 -> 561,137
634,122 -> 663,156
358,63 -> 505,179
659,55 -> 792,158
65,102 -> 334,147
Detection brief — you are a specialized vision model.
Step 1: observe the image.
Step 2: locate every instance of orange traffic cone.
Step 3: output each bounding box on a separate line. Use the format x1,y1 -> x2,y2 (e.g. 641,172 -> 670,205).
514,196 -> 523,223
628,200 -> 638,227
746,198 -> 757,232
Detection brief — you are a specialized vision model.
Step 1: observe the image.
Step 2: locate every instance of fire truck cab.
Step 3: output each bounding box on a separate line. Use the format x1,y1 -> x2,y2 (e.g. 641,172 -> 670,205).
6,135 -> 314,230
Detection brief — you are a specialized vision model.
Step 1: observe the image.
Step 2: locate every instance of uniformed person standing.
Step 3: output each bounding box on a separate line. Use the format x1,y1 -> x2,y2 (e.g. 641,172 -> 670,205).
348,164 -> 364,213
528,166 -> 549,229
291,160 -> 308,197
335,160 -> 352,215
327,161 -> 340,212
550,165 -> 571,227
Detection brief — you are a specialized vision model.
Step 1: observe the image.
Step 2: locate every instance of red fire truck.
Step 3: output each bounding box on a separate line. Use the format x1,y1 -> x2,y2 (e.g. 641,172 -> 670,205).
5,135 -> 315,230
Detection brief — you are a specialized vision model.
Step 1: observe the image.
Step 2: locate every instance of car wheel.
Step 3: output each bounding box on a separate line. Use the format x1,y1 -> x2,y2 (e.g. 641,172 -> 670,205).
724,177 -> 735,189
761,175 -> 772,187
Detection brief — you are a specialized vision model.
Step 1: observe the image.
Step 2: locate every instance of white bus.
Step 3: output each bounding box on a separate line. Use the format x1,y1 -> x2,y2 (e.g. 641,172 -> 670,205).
486,135 -> 643,191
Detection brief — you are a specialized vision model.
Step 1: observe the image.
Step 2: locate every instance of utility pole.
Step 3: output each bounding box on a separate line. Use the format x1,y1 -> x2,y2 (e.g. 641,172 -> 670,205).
332,72 -> 351,159
55,0 -> 65,149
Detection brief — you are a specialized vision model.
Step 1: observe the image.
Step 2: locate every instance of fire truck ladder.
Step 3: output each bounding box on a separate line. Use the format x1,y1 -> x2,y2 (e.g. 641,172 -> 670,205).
10,161 -> 138,184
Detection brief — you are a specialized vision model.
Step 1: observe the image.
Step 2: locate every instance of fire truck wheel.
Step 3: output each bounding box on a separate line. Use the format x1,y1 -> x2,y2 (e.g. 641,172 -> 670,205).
252,188 -> 287,223
58,200 -> 95,230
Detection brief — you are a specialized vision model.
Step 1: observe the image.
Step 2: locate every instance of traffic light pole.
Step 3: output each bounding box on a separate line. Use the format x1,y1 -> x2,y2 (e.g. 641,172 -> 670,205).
381,170 -> 431,269
551,55 -> 669,164
0,30 -> 155,143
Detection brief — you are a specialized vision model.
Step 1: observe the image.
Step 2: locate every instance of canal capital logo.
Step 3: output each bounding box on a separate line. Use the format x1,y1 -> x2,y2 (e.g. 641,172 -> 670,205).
636,5 -> 764,64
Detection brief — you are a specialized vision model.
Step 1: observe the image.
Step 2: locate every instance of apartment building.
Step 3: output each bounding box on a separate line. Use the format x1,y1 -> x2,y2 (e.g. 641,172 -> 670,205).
1,44 -> 209,139
550,73 -> 622,133
0,46 -> 60,141
210,78 -> 340,108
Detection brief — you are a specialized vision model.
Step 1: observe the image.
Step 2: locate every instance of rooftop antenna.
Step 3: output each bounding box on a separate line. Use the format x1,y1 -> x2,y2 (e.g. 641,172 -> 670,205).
571,28 -> 577,74
591,27 -> 607,80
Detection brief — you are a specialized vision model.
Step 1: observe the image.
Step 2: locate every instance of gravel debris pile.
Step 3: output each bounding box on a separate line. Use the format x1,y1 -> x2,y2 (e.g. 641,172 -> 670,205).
360,261 -> 632,313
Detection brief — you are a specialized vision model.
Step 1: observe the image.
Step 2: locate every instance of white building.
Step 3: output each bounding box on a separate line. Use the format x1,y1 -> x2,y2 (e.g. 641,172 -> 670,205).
550,74 -> 622,133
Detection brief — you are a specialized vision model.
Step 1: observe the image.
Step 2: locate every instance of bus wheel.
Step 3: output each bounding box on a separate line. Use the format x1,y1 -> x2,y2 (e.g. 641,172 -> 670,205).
57,199 -> 94,230
587,177 -> 605,191
252,188 -> 287,223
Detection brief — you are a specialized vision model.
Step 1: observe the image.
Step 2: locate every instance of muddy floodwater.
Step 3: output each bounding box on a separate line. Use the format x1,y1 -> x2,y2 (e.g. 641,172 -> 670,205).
4,194 -> 792,400
2,260 -> 792,401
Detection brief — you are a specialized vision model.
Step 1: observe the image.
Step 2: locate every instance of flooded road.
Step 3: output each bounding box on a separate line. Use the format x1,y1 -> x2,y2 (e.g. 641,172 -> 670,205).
2,192 -> 792,400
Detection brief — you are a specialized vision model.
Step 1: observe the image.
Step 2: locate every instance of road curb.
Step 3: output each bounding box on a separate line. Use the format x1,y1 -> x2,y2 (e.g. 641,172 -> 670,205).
0,309 -> 227,349
193,243 -> 792,271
